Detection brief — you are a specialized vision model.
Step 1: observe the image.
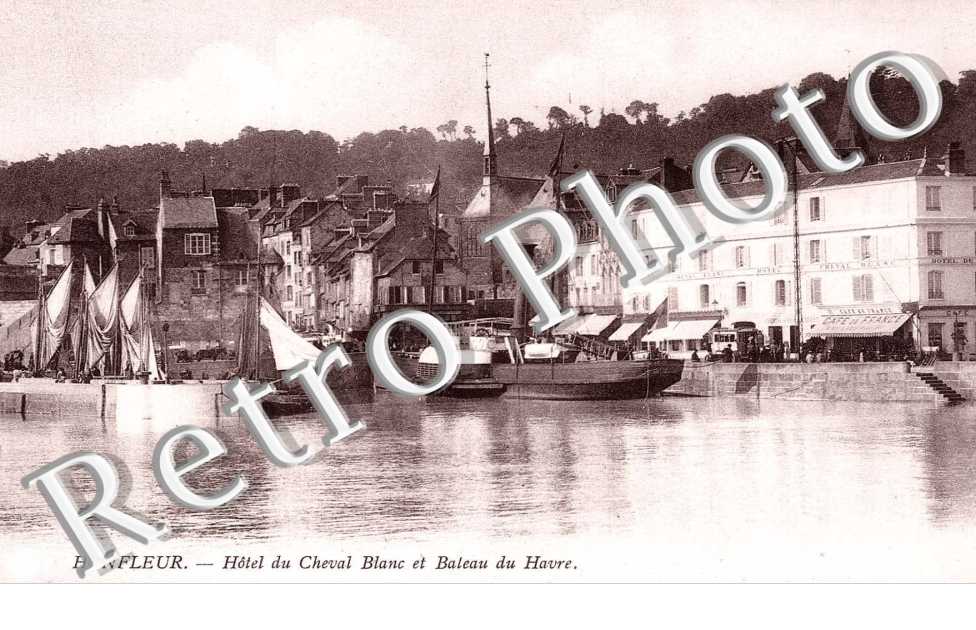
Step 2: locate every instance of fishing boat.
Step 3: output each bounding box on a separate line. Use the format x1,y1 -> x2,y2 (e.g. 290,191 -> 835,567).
235,293 -> 374,417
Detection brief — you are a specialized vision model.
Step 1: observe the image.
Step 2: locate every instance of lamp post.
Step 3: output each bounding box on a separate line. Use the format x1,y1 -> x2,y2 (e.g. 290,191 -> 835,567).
780,137 -> 804,357
949,309 -> 967,361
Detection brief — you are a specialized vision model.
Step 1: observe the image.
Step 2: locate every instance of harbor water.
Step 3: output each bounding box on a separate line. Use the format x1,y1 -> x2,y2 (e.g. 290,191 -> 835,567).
1,392 -> 975,581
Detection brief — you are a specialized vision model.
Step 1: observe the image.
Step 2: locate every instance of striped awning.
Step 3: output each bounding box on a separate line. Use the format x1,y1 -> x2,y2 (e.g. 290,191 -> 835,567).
807,313 -> 912,338
608,321 -> 643,342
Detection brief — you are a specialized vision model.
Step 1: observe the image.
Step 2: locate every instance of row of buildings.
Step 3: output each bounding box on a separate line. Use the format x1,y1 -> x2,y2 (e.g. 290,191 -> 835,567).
2,81 -> 975,363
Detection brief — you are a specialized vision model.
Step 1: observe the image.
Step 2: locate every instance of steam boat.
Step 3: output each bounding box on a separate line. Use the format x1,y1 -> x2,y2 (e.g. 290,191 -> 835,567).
415,318 -> 684,401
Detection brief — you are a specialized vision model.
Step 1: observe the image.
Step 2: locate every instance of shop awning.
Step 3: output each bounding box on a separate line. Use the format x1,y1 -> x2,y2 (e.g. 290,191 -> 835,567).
608,321 -> 643,342
553,315 -> 586,336
577,314 -> 618,336
807,313 -> 912,338
671,318 -> 720,340
642,322 -> 680,343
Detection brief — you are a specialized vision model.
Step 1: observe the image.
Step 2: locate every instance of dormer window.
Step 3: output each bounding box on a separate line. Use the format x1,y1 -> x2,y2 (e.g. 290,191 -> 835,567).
606,181 -> 618,203
123,224 -> 136,237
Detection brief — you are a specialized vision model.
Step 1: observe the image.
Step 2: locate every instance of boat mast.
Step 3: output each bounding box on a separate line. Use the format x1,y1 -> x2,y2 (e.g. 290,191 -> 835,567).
427,166 -> 440,313
33,267 -> 44,375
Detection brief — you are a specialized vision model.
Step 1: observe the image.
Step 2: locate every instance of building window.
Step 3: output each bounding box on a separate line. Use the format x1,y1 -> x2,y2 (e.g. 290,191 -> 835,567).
697,250 -> 711,272
607,182 -> 618,202
774,209 -> 786,225
184,233 -> 211,256
809,277 -> 823,305
928,270 -> 944,299
735,246 -> 747,269
928,323 -> 944,348
140,246 -> 155,269
286,285 -> 293,301
48,249 -> 55,265
699,284 -> 710,309
434,260 -> 444,274
926,186 -> 941,211
631,219 -> 639,239
411,261 -> 421,274
927,231 -> 944,256
123,224 -> 136,237
190,270 -> 206,293
853,274 -> 874,302
736,282 -> 748,306
774,279 -> 787,306
667,286 -> 679,311
854,235 -> 874,261
809,239 -> 822,263
294,251 -> 301,265
236,270 -> 247,286
285,242 -> 291,255
809,196 -> 822,221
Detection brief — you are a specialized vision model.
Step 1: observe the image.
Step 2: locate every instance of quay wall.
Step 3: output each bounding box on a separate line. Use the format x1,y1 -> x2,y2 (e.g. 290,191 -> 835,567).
0,379 -> 234,421
665,361 -> 950,403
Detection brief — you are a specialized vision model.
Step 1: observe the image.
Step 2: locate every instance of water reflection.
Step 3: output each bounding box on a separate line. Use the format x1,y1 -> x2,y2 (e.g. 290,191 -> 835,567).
1,394 -> 974,565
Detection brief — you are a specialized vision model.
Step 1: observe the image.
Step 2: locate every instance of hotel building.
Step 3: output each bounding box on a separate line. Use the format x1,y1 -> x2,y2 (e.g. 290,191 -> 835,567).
567,143 -> 976,359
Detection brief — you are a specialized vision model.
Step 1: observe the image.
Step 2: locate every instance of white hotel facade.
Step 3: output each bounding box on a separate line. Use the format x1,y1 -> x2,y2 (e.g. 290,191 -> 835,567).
566,147 -> 976,357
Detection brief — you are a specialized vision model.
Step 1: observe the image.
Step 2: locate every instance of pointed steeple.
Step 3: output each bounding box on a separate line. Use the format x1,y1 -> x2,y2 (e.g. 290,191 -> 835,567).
835,89 -> 871,162
482,52 -> 498,182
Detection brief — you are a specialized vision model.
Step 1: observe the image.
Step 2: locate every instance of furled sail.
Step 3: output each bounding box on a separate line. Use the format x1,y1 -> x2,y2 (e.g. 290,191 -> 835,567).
259,297 -> 321,371
86,264 -> 119,370
37,259 -> 75,370
118,272 -> 165,381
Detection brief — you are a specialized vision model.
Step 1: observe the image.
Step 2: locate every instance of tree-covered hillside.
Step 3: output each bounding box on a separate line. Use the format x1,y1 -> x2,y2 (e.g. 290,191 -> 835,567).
2,68 -> 975,234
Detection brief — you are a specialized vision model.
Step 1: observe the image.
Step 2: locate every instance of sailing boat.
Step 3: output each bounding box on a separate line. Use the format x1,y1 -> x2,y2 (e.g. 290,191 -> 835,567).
119,268 -> 165,382
32,259 -> 75,374
236,291 -> 374,416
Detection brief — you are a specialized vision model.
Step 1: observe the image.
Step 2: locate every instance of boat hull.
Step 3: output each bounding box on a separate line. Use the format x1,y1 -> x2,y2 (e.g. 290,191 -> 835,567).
491,359 -> 684,401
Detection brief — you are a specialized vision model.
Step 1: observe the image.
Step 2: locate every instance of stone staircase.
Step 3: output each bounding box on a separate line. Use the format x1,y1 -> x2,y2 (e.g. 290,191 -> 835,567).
913,371 -> 966,404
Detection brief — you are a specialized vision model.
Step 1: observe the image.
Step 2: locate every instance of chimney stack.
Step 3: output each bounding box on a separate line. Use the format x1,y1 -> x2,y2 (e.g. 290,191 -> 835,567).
945,142 -> 966,175
160,170 -> 172,199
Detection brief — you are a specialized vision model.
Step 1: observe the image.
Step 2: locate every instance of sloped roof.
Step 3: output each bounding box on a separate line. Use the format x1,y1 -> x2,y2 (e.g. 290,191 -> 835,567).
3,246 -> 38,266
111,209 -> 158,239
215,208 -> 281,265
668,158 -> 930,206
461,175 -> 543,219
160,196 -> 218,229
47,217 -> 102,244
376,230 -> 455,277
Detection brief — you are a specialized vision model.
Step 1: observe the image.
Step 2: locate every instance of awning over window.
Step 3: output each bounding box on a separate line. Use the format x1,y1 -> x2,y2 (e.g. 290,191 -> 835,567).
608,321 -> 643,342
553,316 -> 586,335
671,318 -> 721,340
642,322 -> 680,343
807,312 -> 912,338
577,314 -> 618,336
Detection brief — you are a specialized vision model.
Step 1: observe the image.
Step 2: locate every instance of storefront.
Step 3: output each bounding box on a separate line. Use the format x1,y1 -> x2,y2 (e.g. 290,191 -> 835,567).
805,312 -> 914,361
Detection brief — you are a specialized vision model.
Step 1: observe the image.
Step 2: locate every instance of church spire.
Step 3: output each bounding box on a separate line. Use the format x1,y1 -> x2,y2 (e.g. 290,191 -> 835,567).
483,52 -> 498,181
835,88 -> 871,163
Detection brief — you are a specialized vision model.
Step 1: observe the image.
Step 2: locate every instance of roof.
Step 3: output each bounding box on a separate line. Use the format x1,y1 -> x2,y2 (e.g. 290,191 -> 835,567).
111,210 -> 158,240
461,175 -> 544,220
3,246 -> 38,266
668,159 -> 931,206
375,230 -> 455,277
47,217 -> 103,245
215,208 -> 282,265
160,196 -> 218,229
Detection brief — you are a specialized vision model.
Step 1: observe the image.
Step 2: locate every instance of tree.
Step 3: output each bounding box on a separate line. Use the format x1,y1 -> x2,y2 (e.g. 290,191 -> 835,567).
509,116 -> 526,135
624,100 -> 647,123
462,125 -> 475,139
546,106 -> 572,129
579,105 -> 593,127
494,118 -> 510,139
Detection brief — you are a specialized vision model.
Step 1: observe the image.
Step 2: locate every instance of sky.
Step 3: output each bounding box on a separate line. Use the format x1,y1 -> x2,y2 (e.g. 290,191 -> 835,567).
1,0 -> 975,162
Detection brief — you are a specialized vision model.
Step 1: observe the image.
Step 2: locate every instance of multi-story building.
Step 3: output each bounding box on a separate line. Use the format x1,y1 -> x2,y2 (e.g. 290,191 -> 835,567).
565,139 -> 976,359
